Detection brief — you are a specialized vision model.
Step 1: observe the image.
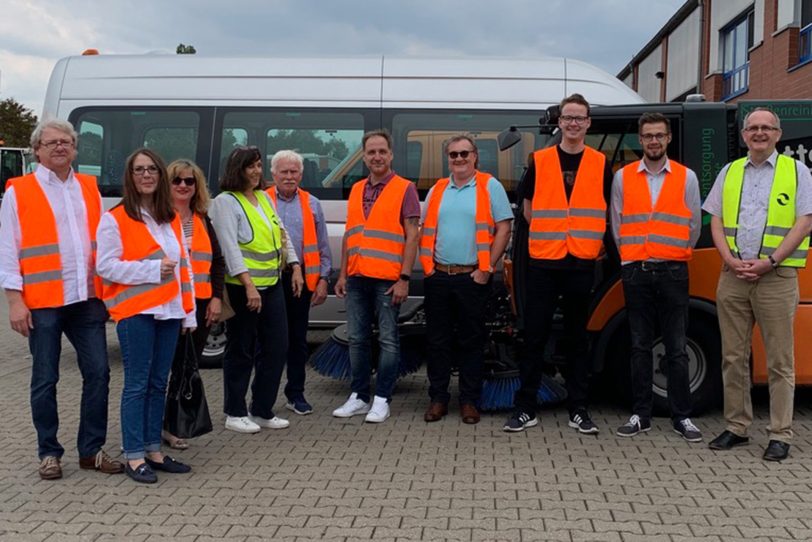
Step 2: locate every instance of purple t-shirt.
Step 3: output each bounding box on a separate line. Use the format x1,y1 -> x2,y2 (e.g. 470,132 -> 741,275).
362,171 -> 421,223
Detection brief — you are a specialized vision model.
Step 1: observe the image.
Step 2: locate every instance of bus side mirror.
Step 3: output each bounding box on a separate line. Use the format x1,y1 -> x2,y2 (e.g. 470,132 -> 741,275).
498,128 -> 523,151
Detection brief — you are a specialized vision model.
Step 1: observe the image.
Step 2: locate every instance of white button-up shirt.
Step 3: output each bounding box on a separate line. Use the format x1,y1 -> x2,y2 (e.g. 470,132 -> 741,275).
0,165 -> 99,306
96,208 -> 196,327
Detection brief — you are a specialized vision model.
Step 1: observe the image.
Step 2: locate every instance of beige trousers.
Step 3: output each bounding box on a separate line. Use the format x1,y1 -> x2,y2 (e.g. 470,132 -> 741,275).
716,267 -> 798,442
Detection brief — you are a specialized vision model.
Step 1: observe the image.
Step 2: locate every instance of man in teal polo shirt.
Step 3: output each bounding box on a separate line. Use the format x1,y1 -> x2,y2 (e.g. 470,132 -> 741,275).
419,134 -> 513,424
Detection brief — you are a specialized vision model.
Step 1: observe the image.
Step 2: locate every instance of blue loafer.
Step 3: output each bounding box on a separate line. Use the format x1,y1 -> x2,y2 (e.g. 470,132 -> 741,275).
145,455 -> 191,473
125,462 -> 157,484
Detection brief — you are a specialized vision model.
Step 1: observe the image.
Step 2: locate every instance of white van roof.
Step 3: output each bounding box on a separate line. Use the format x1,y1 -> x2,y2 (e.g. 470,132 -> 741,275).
44,54 -> 643,117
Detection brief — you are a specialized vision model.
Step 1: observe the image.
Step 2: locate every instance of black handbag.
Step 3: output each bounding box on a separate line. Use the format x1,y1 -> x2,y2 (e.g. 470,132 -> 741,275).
164,333 -> 213,438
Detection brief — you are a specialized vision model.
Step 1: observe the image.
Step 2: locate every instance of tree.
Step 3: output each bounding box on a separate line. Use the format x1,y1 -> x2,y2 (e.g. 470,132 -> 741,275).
0,98 -> 38,147
176,43 -> 197,54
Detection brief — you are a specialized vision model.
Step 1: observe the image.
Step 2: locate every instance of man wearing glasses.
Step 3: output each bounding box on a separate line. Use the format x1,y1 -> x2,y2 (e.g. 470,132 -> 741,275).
703,107 -> 812,461
0,120 -> 123,479
505,94 -> 613,434
610,112 -> 702,442
420,135 -> 512,424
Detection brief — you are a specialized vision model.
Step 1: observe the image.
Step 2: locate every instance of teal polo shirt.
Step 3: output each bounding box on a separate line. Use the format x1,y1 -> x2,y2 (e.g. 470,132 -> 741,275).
423,174 -> 513,265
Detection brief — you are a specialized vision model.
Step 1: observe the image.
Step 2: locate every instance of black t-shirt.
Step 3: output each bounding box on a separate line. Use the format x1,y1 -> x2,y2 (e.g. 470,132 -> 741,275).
517,145 -> 613,270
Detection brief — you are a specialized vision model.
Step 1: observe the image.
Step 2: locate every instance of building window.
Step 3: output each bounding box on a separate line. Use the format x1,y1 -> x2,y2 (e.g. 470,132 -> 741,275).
800,0 -> 812,64
721,10 -> 754,100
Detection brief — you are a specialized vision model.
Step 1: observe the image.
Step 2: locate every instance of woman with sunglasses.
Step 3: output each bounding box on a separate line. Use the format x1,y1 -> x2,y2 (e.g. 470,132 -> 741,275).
96,148 -> 196,483
209,146 -> 303,434
159,159 -> 225,450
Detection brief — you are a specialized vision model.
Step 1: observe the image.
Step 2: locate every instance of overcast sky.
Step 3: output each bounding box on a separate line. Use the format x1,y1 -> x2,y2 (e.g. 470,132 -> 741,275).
1,0 -> 685,117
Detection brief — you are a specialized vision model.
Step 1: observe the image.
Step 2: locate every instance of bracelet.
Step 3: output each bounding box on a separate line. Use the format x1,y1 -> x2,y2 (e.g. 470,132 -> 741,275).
768,255 -> 778,268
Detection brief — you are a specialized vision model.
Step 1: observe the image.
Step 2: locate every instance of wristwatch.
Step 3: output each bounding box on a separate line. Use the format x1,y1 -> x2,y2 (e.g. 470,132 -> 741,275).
399,273 -> 411,281
769,255 -> 778,268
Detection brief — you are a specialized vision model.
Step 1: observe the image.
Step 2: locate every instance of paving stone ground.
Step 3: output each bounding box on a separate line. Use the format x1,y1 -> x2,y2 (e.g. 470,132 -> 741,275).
1,300 -> 811,542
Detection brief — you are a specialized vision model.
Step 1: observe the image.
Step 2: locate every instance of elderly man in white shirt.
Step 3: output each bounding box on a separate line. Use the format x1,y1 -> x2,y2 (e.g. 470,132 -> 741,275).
0,119 -> 123,480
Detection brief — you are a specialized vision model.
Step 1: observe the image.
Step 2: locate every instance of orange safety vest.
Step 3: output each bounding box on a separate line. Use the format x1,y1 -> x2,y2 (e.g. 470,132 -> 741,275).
267,187 -> 321,291
618,160 -> 692,261
102,206 -> 194,322
189,213 -> 213,299
420,171 -> 495,275
345,176 -> 410,280
528,146 -> 606,260
7,173 -> 102,309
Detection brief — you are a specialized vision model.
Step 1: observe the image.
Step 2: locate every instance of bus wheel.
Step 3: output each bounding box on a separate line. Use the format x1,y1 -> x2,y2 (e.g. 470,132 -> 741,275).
651,313 -> 721,415
200,322 -> 227,369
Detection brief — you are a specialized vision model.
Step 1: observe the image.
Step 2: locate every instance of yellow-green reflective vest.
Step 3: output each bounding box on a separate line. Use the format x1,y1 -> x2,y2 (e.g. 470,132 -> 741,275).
225,191 -> 283,286
722,154 -> 808,267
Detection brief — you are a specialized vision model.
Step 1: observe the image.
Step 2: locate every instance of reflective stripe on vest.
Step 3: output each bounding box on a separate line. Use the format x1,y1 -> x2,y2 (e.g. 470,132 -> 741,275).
528,146 -> 606,260
190,213 -> 213,299
345,176 -> 409,280
102,208 -> 194,322
618,160 -> 692,261
224,191 -> 282,286
267,187 -> 322,291
419,171 -> 495,275
722,155 -> 808,267
9,173 -> 102,309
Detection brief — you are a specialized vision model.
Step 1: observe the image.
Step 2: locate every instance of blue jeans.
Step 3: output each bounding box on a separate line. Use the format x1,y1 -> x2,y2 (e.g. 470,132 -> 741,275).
621,261 -> 691,422
117,315 -> 181,460
346,276 -> 401,402
29,299 -> 110,459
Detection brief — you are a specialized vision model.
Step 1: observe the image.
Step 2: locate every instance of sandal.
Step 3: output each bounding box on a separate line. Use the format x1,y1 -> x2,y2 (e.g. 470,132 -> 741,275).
161,430 -> 189,450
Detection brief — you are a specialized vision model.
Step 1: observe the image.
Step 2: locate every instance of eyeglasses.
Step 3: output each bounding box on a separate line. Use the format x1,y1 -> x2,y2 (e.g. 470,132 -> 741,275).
560,115 -> 589,125
172,177 -> 196,186
40,139 -> 74,150
448,150 -> 474,159
640,133 -> 669,142
132,165 -> 159,176
743,125 -> 780,133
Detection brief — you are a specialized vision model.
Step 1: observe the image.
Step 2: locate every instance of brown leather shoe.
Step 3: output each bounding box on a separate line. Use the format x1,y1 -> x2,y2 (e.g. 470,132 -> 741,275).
79,450 -> 125,474
424,402 -> 448,422
460,404 -> 480,424
39,456 -> 62,480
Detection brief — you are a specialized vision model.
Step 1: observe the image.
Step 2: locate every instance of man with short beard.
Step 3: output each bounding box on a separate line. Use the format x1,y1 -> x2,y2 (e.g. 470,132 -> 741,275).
610,112 -> 702,442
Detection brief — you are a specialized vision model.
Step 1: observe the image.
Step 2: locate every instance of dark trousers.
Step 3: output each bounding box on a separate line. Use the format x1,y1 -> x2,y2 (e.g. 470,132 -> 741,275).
514,266 -> 592,414
424,271 -> 490,406
223,282 -> 288,418
622,261 -> 692,422
29,298 -> 110,459
282,272 -> 313,402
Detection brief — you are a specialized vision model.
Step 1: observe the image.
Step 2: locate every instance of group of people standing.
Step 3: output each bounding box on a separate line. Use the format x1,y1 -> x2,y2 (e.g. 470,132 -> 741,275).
3,95 -> 810,487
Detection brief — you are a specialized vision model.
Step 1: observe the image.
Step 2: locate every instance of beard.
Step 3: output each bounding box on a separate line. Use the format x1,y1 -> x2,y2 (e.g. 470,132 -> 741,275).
644,149 -> 666,162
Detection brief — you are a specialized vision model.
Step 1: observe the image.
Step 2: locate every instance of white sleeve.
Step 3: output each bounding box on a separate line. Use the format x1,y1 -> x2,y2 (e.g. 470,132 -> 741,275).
95,213 -> 162,285
0,188 -> 23,291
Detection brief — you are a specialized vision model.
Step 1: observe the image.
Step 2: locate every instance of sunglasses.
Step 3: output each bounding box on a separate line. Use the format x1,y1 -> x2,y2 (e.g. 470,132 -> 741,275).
448,150 -> 474,159
172,177 -> 196,187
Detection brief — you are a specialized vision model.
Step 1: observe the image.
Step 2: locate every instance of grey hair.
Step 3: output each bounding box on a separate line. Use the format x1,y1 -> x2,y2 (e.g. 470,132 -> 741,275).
443,134 -> 480,169
742,107 -> 781,130
30,119 -> 78,149
271,149 -> 304,173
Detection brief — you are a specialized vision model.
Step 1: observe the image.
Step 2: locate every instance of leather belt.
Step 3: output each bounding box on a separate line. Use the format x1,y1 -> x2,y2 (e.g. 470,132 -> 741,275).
434,262 -> 477,275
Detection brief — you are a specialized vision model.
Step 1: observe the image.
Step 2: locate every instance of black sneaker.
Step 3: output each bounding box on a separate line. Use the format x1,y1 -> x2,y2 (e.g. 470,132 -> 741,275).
503,411 -> 538,432
568,410 -> 599,434
674,418 -> 702,442
616,414 -> 651,437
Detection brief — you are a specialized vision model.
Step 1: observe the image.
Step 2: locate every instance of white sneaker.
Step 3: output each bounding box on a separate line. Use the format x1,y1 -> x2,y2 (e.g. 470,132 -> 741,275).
248,414 -> 290,429
364,396 -> 390,423
225,416 -> 261,433
332,392 -> 370,418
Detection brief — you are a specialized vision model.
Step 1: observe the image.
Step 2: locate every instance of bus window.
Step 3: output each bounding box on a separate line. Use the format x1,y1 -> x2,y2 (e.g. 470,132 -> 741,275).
1,149 -> 24,188
70,109 -> 209,199
388,110 -> 547,198
218,110 -> 365,199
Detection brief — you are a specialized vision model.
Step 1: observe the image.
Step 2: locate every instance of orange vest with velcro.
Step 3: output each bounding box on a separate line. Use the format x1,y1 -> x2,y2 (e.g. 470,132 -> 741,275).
420,171 -> 495,275
102,206 -> 194,322
619,160 -> 692,261
267,187 -> 321,291
345,176 -> 410,280
8,173 -> 102,309
189,213 -> 213,299
528,146 -> 606,260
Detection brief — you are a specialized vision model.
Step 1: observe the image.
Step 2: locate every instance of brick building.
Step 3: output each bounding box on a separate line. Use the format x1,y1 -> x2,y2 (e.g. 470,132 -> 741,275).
617,0 -> 812,103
